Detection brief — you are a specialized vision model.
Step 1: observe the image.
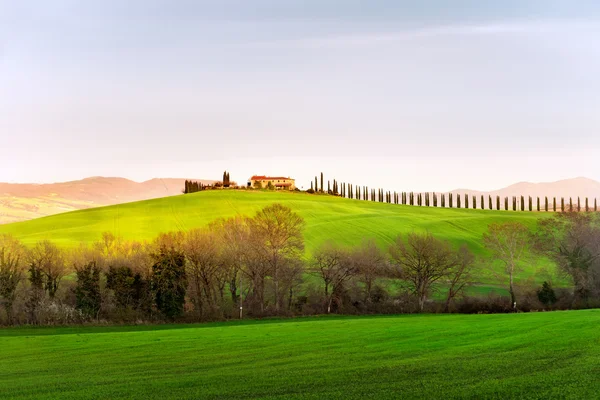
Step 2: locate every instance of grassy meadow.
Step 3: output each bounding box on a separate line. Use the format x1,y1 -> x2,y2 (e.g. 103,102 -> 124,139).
1,310 -> 599,399
0,190 -> 555,289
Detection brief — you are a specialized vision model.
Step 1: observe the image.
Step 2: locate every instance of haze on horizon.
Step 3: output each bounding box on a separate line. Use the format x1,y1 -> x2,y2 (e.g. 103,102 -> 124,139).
1,0 -> 599,192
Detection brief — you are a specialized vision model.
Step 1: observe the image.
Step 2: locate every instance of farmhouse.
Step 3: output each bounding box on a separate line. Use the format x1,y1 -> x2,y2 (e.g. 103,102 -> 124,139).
248,175 -> 296,190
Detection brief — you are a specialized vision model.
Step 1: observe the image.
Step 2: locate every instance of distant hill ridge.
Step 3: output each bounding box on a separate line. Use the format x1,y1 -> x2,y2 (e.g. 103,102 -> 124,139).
450,177 -> 600,200
0,177 -> 215,224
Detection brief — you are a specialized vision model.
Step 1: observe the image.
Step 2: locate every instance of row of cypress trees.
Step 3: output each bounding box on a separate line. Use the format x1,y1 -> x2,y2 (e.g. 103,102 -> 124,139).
312,173 -> 598,211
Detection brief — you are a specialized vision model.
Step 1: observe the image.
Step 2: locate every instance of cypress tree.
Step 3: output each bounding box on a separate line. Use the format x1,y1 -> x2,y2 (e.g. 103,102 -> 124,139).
449,193 -> 453,208
505,197 -> 509,211
473,195 -> 476,209
595,198 -> 597,212
561,198 -> 565,212
441,193 -> 445,207
488,195 -> 492,210
512,196 -> 516,211
328,180 -> 331,194
544,196 -> 548,212
457,194 -> 461,209
569,197 -> 573,212
585,197 -> 589,212
577,197 -> 580,212
320,173 -> 324,193
433,193 -> 438,207
529,196 -> 532,211
553,197 -> 556,212
521,195 -> 525,211
465,194 -> 468,209
310,181 -> 313,191
315,177 -> 318,193
536,197 -> 540,212
482,195 -> 485,210
496,195 -> 500,211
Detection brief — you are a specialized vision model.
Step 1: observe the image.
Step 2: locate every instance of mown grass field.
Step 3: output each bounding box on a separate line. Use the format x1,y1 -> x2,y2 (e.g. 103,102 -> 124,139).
1,310 -> 599,399
0,190 -> 557,288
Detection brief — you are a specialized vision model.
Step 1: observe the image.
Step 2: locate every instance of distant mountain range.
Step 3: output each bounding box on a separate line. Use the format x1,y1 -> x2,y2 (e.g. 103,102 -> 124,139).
0,177 -> 214,224
450,177 -> 600,201
0,176 -> 598,224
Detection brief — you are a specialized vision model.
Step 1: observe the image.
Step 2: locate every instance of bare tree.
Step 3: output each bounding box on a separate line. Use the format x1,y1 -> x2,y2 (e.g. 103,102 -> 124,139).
483,222 -> 531,309
248,204 -> 305,313
183,228 -> 222,318
210,216 -> 250,317
0,235 -> 26,324
389,233 -> 462,311
534,212 -> 600,300
352,239 -> 386,303
311,242 -> 356,313
28,240 -> 68,299
444,245 -> 475,312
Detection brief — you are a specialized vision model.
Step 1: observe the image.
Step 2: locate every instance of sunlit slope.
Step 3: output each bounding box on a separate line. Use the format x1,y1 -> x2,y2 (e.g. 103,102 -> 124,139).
0,190 -> 551,284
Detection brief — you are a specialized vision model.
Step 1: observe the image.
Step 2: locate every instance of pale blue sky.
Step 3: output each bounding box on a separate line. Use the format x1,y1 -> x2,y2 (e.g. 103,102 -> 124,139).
1,1 -> 599,191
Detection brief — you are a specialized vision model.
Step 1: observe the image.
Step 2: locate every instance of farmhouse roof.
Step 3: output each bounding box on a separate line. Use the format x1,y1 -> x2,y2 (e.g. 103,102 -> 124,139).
250,175 -> 292,180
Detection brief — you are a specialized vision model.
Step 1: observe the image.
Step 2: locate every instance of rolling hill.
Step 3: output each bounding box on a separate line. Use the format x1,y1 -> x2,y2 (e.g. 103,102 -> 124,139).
0,177 -> 214,224
0,189 -> 555,287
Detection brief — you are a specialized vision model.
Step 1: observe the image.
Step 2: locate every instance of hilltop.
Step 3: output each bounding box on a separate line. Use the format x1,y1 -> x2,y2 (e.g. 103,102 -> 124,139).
0,189 -> 554,288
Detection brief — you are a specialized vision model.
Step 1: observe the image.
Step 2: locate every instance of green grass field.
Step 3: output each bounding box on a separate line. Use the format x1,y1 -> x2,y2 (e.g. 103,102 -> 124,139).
1,310 -> 599,399
0,190 -> 556,287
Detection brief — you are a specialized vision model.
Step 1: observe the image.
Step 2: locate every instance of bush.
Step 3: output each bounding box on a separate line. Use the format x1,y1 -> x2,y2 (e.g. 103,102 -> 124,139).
306,188 -> 315,194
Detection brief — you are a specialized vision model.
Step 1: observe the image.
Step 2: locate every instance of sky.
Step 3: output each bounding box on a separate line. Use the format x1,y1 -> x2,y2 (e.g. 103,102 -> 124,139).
1,0 -> 599,191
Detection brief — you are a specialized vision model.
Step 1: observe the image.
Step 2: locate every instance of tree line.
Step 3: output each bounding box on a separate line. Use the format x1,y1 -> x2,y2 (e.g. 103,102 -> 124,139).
1,206 -> 599,326
309,172 -> 598,213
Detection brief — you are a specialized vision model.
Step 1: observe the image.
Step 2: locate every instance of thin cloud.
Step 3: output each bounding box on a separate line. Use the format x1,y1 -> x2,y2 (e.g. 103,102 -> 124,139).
248,21 -> 593,48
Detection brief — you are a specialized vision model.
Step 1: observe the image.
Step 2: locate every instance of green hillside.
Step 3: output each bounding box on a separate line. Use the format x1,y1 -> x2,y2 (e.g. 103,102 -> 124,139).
0,190 -> 554,286
1,310 -> 599,399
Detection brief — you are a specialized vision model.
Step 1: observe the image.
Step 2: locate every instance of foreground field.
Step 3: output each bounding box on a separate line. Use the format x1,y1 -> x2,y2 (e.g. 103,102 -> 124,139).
1,311 -> 599,399
0,190 -> 552,286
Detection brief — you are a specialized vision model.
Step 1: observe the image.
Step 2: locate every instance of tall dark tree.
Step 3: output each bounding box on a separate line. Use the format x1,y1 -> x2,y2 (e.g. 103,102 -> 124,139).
464,194 -> 469,209
595,198 -> 598,212
74,261 -> 102,319
569,197 -> 573,212
472,195 -> 476,210
315,177 -> 318,193
577,197 -> 581,212
537,197 -> 540,212
441,193 -> 445,207
449,193 -> 453,208
545,196 -> 548,212
505,197 -> 509,211
553,197 -> 557,212
521,195 -> 525,212
585,197 -> 589,212
151,244 -> 187,320
561,198 -> 565,212
433,193 -> 438,207
488,195 -> 492,210
320,172 -> 324,193
529,196 -> 532,212
457,194 -> 461,208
